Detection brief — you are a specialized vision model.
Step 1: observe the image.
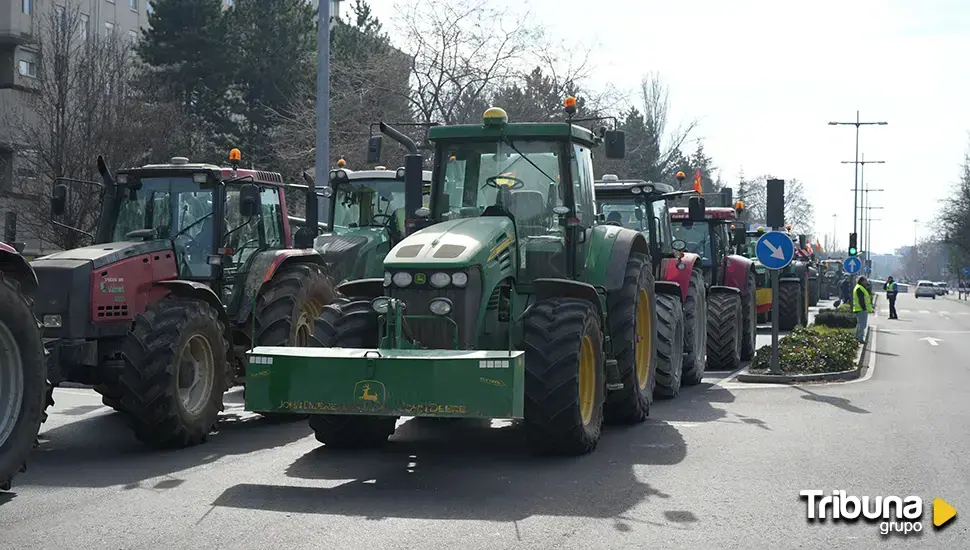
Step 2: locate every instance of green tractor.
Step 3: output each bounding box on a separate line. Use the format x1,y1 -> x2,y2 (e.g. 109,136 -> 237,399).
818,258 -> 844,300
246,102 -> 667,455
743,226 -> 809,330
594,177 -> 708,398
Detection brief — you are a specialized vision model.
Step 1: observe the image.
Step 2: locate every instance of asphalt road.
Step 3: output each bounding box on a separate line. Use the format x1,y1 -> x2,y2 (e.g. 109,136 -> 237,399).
1,294 -> 966,549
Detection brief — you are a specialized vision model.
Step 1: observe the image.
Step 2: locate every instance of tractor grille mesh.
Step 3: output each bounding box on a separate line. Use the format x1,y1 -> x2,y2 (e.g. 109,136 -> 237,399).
389,269 -> 482,349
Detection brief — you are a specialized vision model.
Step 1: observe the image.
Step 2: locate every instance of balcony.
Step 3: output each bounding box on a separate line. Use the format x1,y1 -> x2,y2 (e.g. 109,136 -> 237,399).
0,0 -> 33,47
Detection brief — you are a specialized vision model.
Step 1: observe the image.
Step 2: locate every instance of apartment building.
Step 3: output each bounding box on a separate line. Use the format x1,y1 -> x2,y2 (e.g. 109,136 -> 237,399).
0,0 -> 148,254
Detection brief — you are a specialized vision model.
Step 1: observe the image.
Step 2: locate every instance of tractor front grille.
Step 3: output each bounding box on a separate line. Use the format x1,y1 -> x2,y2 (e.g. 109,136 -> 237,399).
389,268 -> 482,349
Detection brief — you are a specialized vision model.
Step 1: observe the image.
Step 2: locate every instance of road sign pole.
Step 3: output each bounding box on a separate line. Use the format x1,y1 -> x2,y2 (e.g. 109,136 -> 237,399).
770,268 -> 780,374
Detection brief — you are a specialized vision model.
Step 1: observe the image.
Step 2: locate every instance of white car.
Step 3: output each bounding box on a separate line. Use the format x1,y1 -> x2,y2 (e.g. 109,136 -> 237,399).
915,281 -> 937,299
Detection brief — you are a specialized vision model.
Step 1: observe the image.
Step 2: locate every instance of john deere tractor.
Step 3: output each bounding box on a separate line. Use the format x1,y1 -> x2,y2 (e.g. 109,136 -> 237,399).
0,242 -> 46,491
32,151 -> 336,448
670,192 -> 757,370
245,102 -> 667,456
819,258 -> 844,300
594,176 -> 707,398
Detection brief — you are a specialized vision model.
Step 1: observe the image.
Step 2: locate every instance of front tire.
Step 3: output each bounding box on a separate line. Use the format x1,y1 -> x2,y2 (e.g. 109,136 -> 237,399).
307,299 -> 398,448
604,253 -> 656,424
778,281 -> 802,331
119,298 -> 228,448
706,292 -> 742,371
0,273 -> 45,491
681,268 -> 707,386
653,294 -> 685,399
524,298 -> 605,456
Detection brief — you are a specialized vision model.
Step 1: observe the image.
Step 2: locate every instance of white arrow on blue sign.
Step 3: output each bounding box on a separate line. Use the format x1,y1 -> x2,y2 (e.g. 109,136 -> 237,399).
756,231 -> 795,270
963,267 -> 970,276
844,256 -> 862,274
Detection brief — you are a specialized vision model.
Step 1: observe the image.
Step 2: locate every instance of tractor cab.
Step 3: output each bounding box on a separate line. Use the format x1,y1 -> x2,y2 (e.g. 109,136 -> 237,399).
670,205 -> 745,287
592,176 -> 684,270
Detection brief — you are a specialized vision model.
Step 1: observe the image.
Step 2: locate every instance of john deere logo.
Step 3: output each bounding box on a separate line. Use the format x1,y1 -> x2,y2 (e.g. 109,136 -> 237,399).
354,380 -> 386,407
414,273 -> 426,285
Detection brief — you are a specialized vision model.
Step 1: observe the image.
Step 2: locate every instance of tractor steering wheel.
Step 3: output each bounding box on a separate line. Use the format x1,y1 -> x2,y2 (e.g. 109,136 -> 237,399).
604,220 -> 624,227
483,175 -> 525,190
371,213 -> 395,228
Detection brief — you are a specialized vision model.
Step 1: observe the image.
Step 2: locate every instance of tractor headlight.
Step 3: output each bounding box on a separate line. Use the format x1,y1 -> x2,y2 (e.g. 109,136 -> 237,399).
429,272 -> 451,288
392,271 -> 413,287
630,186 -> 641,195
451,271 -> 469,287
371,297 -> 391,314
383,271 -> 392,287
429,297 -> 453,316
42,314 -> 62,328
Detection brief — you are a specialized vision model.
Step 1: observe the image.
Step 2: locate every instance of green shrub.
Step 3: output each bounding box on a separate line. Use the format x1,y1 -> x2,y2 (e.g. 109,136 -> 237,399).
815,307 -> 856,328
750,326 -> 859,374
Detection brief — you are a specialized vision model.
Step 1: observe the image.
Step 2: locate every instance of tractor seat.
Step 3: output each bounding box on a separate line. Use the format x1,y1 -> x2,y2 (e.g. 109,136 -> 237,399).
508,190 -> 546,235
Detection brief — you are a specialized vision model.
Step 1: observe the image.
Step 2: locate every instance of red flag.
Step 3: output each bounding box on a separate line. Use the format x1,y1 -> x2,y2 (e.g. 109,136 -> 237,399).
693,169 -> 703,194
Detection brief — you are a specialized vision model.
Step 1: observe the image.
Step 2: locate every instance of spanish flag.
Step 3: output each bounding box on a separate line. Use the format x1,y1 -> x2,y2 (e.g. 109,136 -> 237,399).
693,169 -> 703,194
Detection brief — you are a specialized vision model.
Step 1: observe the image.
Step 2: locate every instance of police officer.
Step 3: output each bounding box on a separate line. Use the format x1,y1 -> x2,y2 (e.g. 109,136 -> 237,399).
884,276 -> 899,319
853,276 -> 874,343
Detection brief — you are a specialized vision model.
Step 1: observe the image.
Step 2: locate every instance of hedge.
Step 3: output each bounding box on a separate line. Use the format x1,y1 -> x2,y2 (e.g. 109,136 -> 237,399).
814,304 -> 856,328
749,326 -> 860,374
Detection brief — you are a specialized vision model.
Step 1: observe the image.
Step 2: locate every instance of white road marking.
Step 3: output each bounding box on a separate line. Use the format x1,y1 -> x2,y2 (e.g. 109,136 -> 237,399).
875,329 -> 970,333
920,337 -> 943,346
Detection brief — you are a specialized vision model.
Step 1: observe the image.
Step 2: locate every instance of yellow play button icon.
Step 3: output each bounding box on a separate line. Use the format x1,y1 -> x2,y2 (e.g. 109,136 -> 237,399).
933,498 -> 957,527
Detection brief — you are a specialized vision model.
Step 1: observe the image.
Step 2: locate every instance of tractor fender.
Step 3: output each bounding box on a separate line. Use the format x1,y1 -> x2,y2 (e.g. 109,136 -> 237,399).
336,278 -> 385,299
722,254 -> 754,291
0,243 -> 38,296
533,278 -> 603,320
155,280 -> 231,334
659,252 -> 700,302
235,249 -> 330,325
654,280 -> 682,299
583,225 -> 649,292
708,285 -> 741,296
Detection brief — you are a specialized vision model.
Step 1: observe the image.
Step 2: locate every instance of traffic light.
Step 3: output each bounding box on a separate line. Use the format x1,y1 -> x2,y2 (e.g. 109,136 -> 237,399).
848,232 -> 858,256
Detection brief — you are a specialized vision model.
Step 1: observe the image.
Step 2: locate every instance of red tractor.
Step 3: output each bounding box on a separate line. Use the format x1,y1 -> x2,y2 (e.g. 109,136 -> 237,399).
0,242 -> 46,490
32,152 -> 336,449
595,177 -> 708,399
670,195 -> 757,370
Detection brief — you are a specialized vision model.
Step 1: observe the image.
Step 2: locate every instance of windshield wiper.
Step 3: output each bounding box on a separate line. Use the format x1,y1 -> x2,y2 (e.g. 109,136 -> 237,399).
171,211 -> 213,241
497,134 -> 559,187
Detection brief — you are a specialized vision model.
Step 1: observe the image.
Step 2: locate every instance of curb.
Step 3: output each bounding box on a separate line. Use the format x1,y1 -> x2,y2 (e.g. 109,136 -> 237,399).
736,323 -> 872,384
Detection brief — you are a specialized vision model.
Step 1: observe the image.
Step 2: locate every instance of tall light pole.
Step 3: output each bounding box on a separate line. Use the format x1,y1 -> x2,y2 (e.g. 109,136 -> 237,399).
832,213 -> 837,250
850,179 -> 884,259
312,0 -> 335,233
913,219 -> 919,246
829,112 -> 888,238
841,153 -> 885,249
862,205 -> 883,267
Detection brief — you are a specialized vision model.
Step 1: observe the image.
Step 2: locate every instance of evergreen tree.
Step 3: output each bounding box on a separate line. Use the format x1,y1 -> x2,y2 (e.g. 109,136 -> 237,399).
687,140 -> 719,193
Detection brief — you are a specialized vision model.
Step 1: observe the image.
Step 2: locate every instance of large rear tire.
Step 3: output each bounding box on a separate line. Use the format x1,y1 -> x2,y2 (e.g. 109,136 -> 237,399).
808,277 -> 819,306
681,268 -> 707,386
653,294 -> 685,399
604,253 -> 656,425
524,298 -> 605,456
741,271 -> 757,360
119,298 -> 228,448
94,383 -> 125,413
706,292 -> 742,371
307,299 -> 398,448
0,273 -> 45,491
778,280 -> 801,330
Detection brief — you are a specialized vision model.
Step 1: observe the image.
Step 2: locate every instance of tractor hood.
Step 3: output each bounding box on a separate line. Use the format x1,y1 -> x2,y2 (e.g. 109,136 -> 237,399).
314,227 -> 388,283
32,240 -> 172,271
384,217 -> 515,268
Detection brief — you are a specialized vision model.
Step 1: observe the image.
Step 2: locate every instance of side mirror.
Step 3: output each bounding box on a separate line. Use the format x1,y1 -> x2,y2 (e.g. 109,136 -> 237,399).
367,135 -> 383,164
799,235 -> 807,249
671,239 -> 687,252
239,183 -> 261,217
51,183 -> 68,217
11,242 -> 25,253
604,129 -> 625,159
733,225 -> 747,246
688,196 -> 706,222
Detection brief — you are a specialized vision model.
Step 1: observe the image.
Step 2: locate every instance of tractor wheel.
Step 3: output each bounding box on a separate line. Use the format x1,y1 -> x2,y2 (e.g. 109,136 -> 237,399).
119,298 -> 228,449
523,297 -> 605,456
308,299 -> 398,448
253,263 -> 336,421
0,273 -> 46,491
740,271 -> 757,360
94,383 -> 125,413
808,278 -> 819,307
653,294 -> 685,399
778,280 -> 802,331
706,292 -> 742,371
603,252 -> 656,425
800,277 -> 810,326
681,268 -> 707,386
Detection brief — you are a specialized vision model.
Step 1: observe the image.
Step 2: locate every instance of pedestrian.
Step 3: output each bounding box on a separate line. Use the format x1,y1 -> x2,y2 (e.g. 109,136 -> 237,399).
853,276 -> 874,343
884,276 -> 899,319
836,276 -> 853,308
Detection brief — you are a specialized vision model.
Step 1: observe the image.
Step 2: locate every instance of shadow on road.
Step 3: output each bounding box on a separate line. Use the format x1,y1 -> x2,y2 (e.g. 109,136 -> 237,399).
26,403 -> 311,489
793,386 -> 870,414
873,350 -> 899,357
212,416 -> 689,522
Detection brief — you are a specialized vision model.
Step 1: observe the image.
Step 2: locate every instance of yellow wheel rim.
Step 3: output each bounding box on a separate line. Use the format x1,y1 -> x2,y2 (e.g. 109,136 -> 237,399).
578,335 -> 596,425
294,297 -> 325,347
635,289 -> 652,390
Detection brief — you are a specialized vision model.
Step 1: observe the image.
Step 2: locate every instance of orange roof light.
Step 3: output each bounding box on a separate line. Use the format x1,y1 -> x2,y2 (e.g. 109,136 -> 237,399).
676,171 -> 686,180
735,201 -> 744,209
228,148 -> 241,162
786,224 -> 793,231
730,224 -> 737,230
564,96 -> 577,109
336,157 -> 347,168
449,155 -> 457,161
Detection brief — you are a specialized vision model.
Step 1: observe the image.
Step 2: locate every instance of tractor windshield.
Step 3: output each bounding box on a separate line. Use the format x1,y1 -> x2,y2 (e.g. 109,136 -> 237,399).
332,178 -> 407,233
598,199 -> 648,231
673,221 -> 713,267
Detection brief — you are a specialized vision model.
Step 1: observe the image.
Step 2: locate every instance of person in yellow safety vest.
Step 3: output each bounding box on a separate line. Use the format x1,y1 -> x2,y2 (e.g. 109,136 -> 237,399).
883,276 -> 899,319
852,276 -> 874,343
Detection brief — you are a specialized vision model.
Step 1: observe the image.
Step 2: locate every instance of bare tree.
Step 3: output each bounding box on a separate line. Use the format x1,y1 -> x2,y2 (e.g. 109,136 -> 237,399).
2,6 -> 198,250
639,72 -> 700,179
740,175 -> 815,233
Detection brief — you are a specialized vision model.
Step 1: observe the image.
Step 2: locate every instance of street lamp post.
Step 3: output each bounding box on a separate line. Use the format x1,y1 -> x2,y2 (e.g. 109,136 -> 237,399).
862,205 -> 883,268
851,181 -> 884,262
913,219 -> 919,246
829,112 -> 888,238
841,154 -> 885,250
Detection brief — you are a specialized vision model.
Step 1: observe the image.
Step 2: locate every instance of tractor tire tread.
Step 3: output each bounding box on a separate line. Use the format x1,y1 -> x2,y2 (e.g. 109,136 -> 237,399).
706,291 -> 742,371
653,293 -> 685,399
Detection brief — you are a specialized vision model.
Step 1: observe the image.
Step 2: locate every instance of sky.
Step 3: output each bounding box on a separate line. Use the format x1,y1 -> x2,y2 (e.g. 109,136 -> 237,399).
359,0 -> 970,255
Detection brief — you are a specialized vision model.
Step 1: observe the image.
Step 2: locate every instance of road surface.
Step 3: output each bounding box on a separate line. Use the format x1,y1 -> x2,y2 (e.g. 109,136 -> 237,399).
0,294 -> 966,549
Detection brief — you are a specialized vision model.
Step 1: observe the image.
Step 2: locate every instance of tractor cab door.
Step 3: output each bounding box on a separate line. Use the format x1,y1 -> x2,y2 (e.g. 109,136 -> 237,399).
648,199 -> 673,270
710,222 -> 730,285
223,186 -> 284,281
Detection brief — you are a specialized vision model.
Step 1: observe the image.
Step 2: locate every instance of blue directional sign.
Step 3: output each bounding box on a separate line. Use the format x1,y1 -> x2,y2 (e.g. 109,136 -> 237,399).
756,231 -> 795,270
963,267 -> 970,276
843,256 -> 862,274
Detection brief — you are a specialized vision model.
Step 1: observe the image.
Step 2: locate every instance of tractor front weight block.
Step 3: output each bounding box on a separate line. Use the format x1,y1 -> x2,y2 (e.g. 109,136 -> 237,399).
245,347 -> 525,419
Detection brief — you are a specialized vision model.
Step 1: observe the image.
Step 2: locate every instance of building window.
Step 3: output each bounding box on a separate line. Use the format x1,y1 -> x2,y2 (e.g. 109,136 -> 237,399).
105,21 -> 115,36
80,14 -> 90,40
130,0 -> 137,10
22,0 -> 31,15
18,60 -> 37,78
129,29 -> 137,45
